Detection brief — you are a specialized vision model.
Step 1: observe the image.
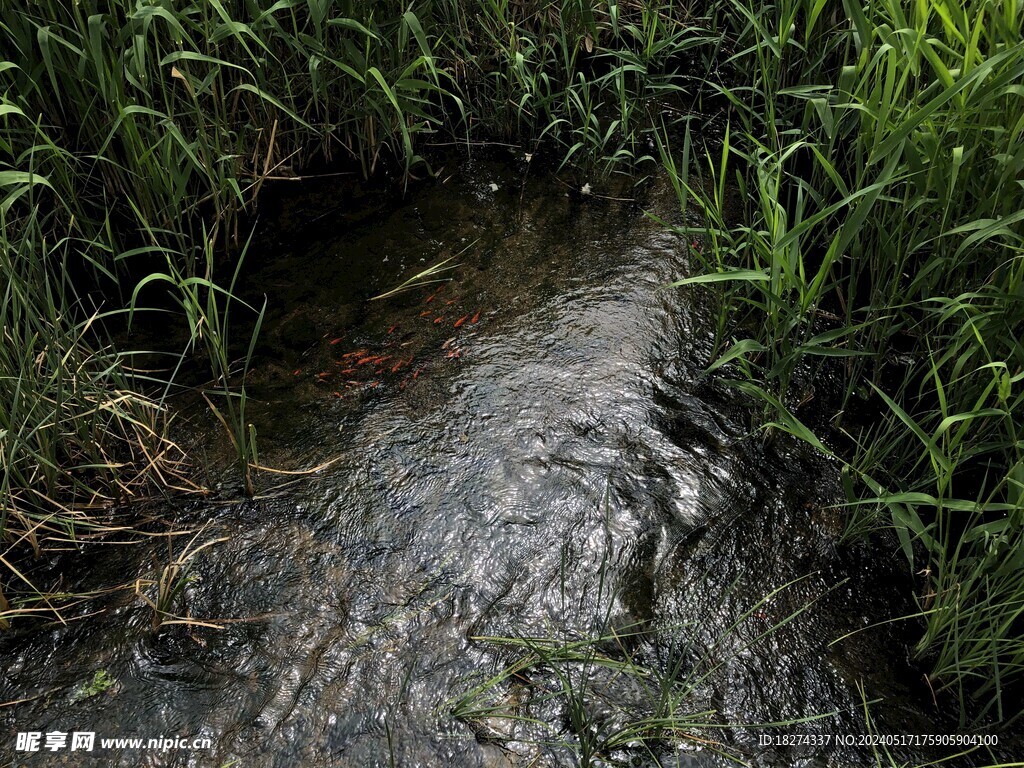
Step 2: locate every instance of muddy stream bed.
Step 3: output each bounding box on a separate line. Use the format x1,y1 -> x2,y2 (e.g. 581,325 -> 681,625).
1,156 -> 979,767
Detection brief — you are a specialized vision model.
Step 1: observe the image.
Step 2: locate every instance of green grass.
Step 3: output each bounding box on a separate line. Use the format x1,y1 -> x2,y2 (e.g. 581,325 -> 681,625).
660,0 -> 1024,730
0,206 -> 188,627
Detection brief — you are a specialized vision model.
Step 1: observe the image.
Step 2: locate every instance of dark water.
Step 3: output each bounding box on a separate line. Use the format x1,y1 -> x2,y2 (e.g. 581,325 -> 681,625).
0,157 -> 988,767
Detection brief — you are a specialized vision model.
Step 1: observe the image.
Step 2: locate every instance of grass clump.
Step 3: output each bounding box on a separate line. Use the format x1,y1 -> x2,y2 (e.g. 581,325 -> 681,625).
452,575 -> 834,766
0,207 -> 189,627
661,0 -> 1024,729
452,625 -> 724,765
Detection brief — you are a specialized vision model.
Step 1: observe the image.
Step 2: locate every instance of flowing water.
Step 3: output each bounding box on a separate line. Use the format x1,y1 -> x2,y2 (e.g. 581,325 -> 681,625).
0,155 -> 981,767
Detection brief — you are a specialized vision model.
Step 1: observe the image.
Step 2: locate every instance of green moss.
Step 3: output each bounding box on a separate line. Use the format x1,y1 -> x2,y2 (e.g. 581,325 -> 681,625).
71,669 -> 117,702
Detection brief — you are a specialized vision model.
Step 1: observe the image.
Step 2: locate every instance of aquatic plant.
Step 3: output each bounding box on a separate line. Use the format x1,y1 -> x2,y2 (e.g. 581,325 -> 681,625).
135,526 -> 228,634
70,669 -> 117,703
451,575 -> 834,765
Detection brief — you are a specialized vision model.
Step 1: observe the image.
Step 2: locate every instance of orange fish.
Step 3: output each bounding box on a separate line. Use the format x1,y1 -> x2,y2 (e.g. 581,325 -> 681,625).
341,349 -> 368,359
388,325 -> 397,334
293,369 -> 302,376
330,337 -> 344,345
470,311 -> 480,324
453,314 -> 469,328
433,316 -> 445,324
419,310 -> 433,317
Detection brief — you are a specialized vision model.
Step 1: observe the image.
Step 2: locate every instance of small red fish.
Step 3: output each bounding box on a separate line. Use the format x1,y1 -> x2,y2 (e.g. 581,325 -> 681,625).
419,310 -> 433,317
453,314 -> 469,328
341,349 -> 368,359
433,316 -> 445,324
388,325 -> 397,334
470,311 -> 480,324
445,299 -> 457,305
390,356 -> 412,373
330,337 -> 344,345
293,368 -> 302,376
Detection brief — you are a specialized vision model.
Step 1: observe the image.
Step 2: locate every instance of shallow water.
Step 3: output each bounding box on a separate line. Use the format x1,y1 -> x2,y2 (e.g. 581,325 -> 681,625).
0,156 -> 976,767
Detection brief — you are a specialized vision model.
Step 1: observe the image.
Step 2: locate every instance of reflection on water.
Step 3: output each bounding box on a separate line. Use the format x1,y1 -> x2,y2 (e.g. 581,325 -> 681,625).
1,156 -> 953,767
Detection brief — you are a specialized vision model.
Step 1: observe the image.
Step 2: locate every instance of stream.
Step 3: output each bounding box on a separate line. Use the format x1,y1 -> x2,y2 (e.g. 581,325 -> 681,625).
1,155 -> 971,767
